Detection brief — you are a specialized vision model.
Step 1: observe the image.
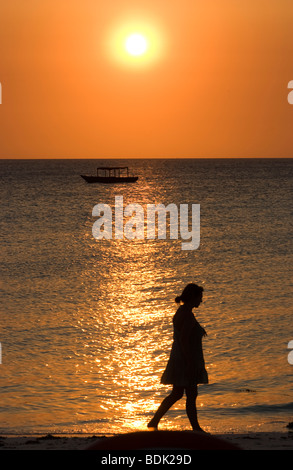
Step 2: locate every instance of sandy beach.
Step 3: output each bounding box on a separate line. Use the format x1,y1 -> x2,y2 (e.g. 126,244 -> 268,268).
0,431 -> 292,451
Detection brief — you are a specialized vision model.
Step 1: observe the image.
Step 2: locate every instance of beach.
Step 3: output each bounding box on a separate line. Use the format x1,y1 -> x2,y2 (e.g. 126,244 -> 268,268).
0,431 -> 292,450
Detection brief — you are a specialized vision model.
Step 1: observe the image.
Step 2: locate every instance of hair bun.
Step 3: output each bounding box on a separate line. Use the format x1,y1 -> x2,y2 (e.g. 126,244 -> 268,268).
175,296 -> 182,304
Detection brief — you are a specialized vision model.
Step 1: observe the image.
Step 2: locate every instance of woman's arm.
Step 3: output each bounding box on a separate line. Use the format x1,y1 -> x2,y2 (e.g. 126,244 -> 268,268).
178,321 -> 194,365
179,320 -> 207,367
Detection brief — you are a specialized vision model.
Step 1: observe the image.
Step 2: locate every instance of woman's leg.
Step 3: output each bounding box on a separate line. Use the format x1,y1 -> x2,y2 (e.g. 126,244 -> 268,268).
185,386 -> 204,431
147,386 -> 184,428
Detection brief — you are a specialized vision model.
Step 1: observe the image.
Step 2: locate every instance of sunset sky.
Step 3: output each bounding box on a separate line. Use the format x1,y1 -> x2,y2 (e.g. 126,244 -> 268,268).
0,0 -> 292,158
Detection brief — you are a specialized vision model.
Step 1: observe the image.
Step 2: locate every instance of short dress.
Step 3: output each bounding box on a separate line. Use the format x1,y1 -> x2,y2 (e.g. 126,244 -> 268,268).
160,306 -> 208,387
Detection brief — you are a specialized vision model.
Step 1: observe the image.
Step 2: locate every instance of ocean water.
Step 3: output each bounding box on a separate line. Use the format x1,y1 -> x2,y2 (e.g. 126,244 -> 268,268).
0,158 -> 292,435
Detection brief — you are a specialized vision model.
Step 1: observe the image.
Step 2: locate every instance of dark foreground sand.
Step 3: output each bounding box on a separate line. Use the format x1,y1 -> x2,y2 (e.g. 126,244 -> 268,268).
0,431 -> 292,450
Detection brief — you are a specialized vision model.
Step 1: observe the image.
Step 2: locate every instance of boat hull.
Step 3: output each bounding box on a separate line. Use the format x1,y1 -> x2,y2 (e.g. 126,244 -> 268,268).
81,175 -> 138,183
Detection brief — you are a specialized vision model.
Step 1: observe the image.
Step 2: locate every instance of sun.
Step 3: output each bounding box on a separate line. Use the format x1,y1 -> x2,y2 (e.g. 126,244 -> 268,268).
125,33 -> 148,56
106,17 -> 166,69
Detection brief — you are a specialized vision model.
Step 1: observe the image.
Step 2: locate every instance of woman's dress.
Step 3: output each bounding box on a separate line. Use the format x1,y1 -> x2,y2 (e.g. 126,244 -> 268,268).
160,306 -> 208,387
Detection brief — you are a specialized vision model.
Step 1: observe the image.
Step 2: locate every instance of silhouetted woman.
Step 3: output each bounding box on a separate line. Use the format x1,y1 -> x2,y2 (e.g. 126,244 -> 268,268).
148,283 -> 208,432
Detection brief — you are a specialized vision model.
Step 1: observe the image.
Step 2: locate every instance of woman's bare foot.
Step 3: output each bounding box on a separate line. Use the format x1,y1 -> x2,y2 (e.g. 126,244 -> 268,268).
192,427 -> 210,434
147,419 -> 158,430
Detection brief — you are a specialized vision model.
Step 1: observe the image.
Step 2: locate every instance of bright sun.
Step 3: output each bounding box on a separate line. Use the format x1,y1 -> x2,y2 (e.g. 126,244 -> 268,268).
106,18 -> 166,68
125,33 -> 148,56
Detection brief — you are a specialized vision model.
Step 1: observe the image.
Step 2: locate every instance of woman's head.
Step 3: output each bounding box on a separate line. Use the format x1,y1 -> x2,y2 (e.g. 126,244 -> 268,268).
175,283 -> 203,307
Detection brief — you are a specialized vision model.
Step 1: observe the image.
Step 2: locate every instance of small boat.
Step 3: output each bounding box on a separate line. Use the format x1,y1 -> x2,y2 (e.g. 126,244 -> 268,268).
81,166 -> 138,184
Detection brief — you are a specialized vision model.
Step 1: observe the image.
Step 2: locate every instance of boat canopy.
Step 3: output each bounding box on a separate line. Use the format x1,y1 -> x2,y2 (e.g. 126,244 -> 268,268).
96,166 -> 131,176
97,166 -> 129,170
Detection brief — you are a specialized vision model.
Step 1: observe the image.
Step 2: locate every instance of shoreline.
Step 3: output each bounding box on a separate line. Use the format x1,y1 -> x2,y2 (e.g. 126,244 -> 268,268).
0,431 -> 292,450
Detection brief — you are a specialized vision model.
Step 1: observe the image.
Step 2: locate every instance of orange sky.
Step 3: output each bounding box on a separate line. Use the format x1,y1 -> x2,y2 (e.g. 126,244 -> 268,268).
0,0 -> 292,158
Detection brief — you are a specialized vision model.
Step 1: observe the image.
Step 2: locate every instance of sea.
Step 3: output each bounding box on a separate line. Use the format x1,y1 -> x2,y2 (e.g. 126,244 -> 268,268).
1,158 -> 292,436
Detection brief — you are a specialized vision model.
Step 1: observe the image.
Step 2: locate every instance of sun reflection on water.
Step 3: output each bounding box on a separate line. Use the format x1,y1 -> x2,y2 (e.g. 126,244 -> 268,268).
74,227 -> 182,432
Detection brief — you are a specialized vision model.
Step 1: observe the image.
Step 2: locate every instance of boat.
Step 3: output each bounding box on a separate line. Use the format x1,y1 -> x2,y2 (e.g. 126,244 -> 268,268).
80,166 -> 138,184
